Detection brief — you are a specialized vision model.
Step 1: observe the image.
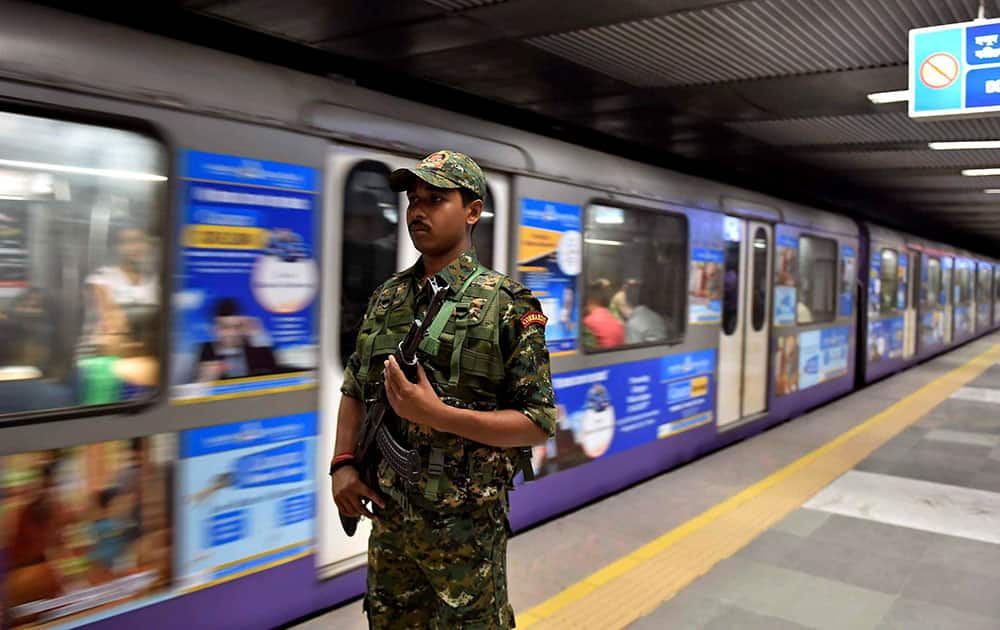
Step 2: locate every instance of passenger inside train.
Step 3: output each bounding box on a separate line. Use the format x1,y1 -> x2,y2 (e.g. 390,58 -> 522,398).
582,278 -> 623,349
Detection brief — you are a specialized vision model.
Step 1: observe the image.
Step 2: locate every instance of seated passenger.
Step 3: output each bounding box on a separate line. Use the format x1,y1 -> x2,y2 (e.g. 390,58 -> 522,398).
797,300 -> 813,323
610,279 -> 636,322
582,278 -> 624,349
621,281 -> 667,344
0,305 -> 74,414
85,226 -> 158,345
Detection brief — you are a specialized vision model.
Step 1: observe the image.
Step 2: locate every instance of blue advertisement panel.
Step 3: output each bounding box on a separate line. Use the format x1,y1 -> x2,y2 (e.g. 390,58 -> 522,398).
798,327 -> 850,390
171,151 -> 319,403
176,412 -> 316,591
920,311 -> 946,348
956,304 -> 973,336
530,350 -> 715,477
868,317 -> 904,363
869,250 -> 882,314
774,234 -> 798,326
839,244 -> 856,316
688,248 -> 723,324
897,253 -> 909,310
518,198 -> 581,354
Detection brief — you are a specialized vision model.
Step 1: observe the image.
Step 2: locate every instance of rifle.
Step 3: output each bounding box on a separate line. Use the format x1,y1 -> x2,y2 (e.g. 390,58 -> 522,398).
339,275 -> 450,536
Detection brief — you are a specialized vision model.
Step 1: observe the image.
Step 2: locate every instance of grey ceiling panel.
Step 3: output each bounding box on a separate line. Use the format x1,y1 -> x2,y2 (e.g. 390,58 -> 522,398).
194,0 -> 443,44
528,0 -> 984,87
806,149 -> 1000,170
856,174 -> 1000,189
730,113 -> 1000,146
424,0 -> 507,10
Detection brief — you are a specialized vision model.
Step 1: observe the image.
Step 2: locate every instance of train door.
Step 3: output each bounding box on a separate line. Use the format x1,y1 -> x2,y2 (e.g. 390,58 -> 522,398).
902,249 -> 917,359
717,217 -> 771,428
316,147 -> 510,577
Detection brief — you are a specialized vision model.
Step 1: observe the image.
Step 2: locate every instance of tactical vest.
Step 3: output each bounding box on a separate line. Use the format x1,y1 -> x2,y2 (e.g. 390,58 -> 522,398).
354,265 -> 524,512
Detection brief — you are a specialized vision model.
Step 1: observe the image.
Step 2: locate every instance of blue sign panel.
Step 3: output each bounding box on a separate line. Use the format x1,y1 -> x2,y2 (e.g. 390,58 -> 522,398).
518,198 -> 582,354
534,350 -> 715,476
177,412 -> 316,592
839,244 -> 856,316
912,18 -> 1000,118
172,151 -> 319,403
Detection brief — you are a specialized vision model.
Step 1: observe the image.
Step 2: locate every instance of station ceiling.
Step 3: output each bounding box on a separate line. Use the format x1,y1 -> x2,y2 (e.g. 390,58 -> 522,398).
48,0 -> 1000,251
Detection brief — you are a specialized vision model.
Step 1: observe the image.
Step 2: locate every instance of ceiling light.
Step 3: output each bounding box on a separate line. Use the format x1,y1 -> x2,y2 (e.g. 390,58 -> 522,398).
0,158 -> 167,182
984,189 -> 1000,193
962,168 -> 1000,176
930,141 -> 1000,150
584,238 -> 624,247
867,90 -> 909,104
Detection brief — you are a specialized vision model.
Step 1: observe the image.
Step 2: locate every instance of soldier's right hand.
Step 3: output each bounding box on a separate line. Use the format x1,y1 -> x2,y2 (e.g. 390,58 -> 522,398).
332,466 -> 385,520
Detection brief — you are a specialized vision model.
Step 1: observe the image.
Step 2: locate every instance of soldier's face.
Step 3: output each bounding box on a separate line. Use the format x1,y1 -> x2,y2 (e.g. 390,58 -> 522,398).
406,180 -> 480,256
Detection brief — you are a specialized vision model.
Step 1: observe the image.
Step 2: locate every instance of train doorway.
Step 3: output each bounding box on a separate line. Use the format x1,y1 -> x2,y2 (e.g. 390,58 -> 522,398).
717,217 -> 772,428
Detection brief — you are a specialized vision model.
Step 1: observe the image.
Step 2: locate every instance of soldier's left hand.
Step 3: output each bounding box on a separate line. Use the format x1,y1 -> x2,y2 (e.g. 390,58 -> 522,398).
383,355 -> 444,429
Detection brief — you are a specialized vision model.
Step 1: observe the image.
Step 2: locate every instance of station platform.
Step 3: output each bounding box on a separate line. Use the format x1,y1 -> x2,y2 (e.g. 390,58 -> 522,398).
295,333 -> 1000,630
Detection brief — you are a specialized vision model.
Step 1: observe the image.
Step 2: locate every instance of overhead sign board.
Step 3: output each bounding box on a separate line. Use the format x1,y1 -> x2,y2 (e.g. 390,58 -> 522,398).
910,18 -> 1000,119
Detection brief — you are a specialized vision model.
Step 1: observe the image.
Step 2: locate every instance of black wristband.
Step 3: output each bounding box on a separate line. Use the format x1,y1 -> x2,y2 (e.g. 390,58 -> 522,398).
329,459 -> 356,477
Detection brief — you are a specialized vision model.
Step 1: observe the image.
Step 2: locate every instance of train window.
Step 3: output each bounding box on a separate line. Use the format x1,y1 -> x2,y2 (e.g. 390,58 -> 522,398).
340,160 -> 399,367
796,235 -> 837,324
751,228 -> 768,332
923,257 -> 941,308
976,264 -> 992,303
994,267 -> 1000,301
721,221 -> 741,336
581,203 -> 685,351
957,264 -> 973,304
879,249 -> 899,314
471,185 -> 495,269
0,109 -> 166,418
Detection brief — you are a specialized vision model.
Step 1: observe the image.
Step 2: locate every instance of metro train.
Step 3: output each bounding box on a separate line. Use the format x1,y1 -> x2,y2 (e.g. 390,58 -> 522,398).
0,4 -> 998,629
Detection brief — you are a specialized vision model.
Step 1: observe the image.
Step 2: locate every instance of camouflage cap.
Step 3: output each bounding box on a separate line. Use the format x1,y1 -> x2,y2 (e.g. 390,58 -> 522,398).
389,150 -> 486,200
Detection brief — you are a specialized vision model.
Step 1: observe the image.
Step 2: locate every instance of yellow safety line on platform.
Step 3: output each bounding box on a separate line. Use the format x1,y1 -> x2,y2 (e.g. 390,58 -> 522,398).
518,343 -> 1000,629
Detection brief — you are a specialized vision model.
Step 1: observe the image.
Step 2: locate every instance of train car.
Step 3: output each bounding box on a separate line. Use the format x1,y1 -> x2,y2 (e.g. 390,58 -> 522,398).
858,223 -> 1000,386
0,4 -> 994,629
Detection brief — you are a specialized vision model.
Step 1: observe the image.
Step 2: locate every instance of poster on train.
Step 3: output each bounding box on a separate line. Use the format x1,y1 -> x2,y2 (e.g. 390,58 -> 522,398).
2,435 -> 175,628
797,327 -> 850,390
868,317 -> 904,362
531,350 -> 715,477
171,151 -> 319,403
839,244 -> 855,316
774,332 -> 799,396
0,201 -> 28,295
773,234 -> 798,326
897,253 -> 909,310
688,248 -> 723,324
869,250 -> 882,314
517,198 -> 581,354
175,412 -> 316,592
920,311 -> 945,348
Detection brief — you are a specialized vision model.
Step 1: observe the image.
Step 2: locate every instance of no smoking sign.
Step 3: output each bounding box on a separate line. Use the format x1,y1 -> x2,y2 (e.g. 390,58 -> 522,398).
920,52 -> 960,89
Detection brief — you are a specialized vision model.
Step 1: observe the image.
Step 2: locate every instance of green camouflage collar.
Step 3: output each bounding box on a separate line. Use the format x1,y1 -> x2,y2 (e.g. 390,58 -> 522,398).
404,248 -> 481,294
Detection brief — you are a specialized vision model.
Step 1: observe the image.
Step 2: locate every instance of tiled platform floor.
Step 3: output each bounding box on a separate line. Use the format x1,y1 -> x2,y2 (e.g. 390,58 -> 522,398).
294,334 -> 1000,630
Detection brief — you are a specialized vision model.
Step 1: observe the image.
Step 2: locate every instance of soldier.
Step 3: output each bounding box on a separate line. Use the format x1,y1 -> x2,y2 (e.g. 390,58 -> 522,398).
331,150 -> 557,628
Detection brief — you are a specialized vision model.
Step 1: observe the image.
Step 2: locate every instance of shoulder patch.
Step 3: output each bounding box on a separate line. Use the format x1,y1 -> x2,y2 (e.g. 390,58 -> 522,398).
521,311 -> 548,329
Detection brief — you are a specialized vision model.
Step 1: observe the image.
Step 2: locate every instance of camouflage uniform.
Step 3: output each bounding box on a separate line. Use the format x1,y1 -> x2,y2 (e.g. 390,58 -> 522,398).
341,151 -> 557,629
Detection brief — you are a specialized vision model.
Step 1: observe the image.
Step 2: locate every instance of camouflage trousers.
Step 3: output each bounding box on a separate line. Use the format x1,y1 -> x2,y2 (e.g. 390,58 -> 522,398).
364,497 -> 515,629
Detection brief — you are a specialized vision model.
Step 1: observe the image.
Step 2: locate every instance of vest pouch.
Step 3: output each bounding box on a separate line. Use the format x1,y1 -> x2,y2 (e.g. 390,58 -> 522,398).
412,435 -> 471,511
465,445 -> 514,506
